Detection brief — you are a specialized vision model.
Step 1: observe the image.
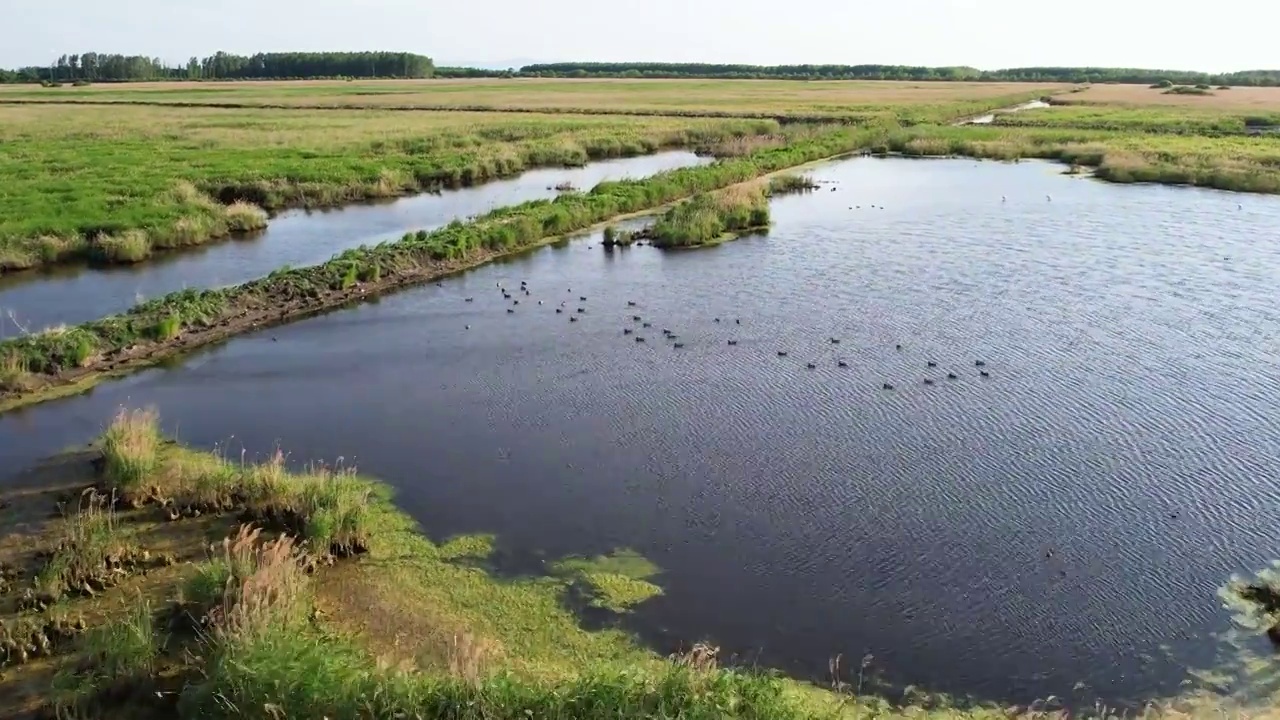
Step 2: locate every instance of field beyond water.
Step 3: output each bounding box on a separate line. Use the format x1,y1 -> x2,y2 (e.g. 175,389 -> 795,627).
9,78 -> 1279,276
0,77 -> 1069,121
3,75 -> 1280,718
0,105 -> 779,272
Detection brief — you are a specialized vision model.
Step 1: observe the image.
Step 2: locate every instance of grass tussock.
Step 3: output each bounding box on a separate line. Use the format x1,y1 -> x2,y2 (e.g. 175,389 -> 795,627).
650,182 -> 770,248
100,406 -> 162,495
183,525 -> 310,634
768,173 -> 820,195
241,450 -> 374,556
0,351 -> 31,392
32,491 -> 138,602
51,598 -> 160,714
93,229 -> 152,263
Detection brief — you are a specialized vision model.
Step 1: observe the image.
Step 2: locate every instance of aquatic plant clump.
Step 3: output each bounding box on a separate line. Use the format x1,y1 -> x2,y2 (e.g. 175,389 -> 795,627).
649,183 -> 770,248
1221,561 -> 1280,643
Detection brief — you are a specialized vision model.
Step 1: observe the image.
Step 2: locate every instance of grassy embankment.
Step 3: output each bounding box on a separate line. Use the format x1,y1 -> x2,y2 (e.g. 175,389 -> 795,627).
992,105 -> 1280,135
926,83 -> 1280,192
0,125 -> 888,410
0,104 -> 777,272
885,125 -> 1280,194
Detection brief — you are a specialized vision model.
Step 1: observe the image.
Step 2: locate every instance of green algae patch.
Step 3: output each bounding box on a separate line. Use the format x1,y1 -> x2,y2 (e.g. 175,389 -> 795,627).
437,533 -> 497,562
550,548 -> 664,612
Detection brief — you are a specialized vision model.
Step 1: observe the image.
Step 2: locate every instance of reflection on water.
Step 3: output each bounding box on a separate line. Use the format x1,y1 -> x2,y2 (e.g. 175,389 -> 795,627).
4,157 -> 1280,706
0,151 -> 709,333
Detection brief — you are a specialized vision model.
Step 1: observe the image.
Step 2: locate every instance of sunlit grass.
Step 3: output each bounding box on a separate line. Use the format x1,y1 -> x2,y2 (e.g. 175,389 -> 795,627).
886,125 -> 1280,193
100,406 -> 162,493
649,181 -> 770,248
0,104 -> 780,270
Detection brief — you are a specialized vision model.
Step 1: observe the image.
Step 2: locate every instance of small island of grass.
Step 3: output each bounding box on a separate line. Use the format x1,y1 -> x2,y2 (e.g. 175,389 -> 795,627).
647,183 -> 771,249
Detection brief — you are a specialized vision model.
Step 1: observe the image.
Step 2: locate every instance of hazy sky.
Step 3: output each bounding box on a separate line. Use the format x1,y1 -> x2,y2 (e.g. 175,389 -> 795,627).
4,0 -> 1276,72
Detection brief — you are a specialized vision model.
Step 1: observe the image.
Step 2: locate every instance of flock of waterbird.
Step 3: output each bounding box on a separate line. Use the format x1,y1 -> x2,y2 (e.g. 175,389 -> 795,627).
471,280 -> 993,391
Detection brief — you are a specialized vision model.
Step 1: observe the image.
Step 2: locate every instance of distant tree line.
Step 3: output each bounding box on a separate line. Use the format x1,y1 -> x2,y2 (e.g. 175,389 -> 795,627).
5,55 -> 1278,87
0,51 -> 434,83
434,66 -> 517,79
517,63 -> 1280,86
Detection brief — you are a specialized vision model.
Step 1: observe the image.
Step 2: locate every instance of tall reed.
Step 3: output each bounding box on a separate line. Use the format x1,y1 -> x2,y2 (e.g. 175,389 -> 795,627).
100,406 -> 161,493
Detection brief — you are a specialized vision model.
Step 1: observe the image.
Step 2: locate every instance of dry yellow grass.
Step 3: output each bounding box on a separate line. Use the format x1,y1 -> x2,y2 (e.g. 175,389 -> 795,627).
1067,84 -> 1280,110
0,77 -> 1071,117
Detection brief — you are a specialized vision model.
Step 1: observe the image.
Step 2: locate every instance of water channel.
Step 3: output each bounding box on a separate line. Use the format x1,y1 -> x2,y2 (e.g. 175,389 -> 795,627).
3,156 -> 1279,706
0,151 -> 709,334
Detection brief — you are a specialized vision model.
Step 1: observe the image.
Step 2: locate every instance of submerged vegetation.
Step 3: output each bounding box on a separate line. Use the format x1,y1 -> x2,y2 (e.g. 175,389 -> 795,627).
649,183 -> 771,248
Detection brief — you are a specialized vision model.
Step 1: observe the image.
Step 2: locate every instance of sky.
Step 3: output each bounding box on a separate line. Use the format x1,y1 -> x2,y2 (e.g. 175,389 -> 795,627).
3,0 -> 1277,73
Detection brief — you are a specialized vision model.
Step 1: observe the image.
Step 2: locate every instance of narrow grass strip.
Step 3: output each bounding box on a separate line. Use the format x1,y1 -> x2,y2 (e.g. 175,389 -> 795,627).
0,124 -> 893,412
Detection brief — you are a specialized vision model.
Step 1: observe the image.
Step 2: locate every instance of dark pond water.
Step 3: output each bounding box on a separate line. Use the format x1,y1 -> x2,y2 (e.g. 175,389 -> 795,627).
0,151 -> 709,334
4,157 -> 1280,706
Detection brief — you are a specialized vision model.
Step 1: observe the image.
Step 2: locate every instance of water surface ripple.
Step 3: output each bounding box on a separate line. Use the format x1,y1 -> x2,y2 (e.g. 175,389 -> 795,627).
3,157 -> 1280,705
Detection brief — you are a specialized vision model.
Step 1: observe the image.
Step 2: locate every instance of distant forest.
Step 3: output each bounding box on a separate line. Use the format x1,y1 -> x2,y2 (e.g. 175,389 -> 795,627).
0,51 -> 434,82
515,63 -> 1280,86
3,54 -> 1278,86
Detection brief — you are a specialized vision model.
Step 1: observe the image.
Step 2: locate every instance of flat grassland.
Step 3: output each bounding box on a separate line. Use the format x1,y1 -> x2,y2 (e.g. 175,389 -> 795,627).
0,77 -> 1068,120
0,79 -> 1058,274
891,125 -> 1280,193
0,104 -> 775,270
1063,83 -> 1280,110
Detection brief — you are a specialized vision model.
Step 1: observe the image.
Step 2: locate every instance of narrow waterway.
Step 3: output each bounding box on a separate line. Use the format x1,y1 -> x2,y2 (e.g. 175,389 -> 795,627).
965,99 -> 1051,125
0,151 -> 709,334
4,157 -> 1279,706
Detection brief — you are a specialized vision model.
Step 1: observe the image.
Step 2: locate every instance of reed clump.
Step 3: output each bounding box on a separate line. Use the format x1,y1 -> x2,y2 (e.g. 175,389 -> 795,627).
30,492 -> 150,603
100,407 -> 162,496
767,173 -> 819,195
93,229 -> 152,264
650,182 -> 770,248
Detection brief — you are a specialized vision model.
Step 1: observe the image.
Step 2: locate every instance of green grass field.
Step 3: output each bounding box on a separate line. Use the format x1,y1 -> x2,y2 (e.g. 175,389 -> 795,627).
891,124 -> 1280,193
0,79 -> 1060,274
0,105 -> 776,270
992,105 -> 1280,134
